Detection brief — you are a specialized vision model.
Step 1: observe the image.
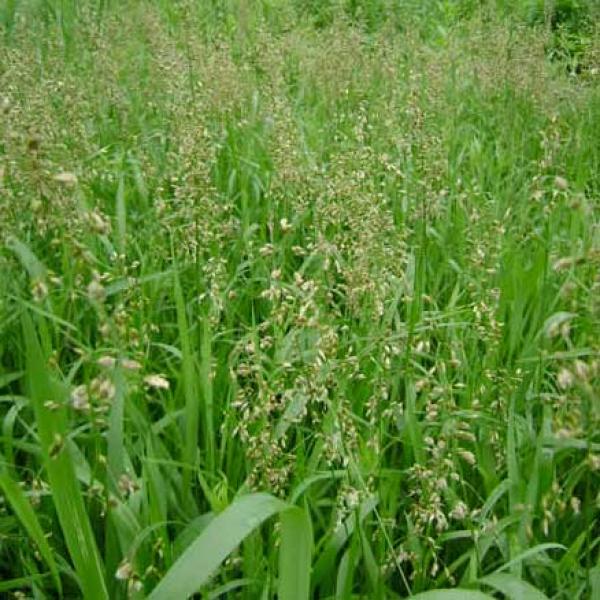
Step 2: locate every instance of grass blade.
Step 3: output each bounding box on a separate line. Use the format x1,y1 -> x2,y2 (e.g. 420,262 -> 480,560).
0,574 -> 49,593
493,543 -> 566,574
279,505 -> 312,600
411,591 -> 494,600
312,496 -> 378,586
115,174 -> 127,254
173,269 -> 200,501
0,467 -> 62,594
22,313 -> 108,600
6,236 -> 47,281
480,573 -> 549,600
148,493 -> 287,600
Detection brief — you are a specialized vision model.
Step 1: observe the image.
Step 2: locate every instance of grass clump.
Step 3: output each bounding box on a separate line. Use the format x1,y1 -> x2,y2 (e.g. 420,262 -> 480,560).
0,1 -> 598,599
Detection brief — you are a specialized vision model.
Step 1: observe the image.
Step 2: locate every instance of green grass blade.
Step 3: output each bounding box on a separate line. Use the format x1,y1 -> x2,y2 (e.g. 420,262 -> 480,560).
0,467 -> 62,594
493,543 -> 566,574
0,574 -> 49,593
148,493 -> 287,600
199,319 -> 215,472
6,236 -> 47,281
312,496 -> 378,586
480,573 -> 550,600
107,365 -> 126,491
173,269 -> 200,500
411,591 -> 494,600
279,505 -> 312,600
115,174 -> 127,254
22,314 -> 109,600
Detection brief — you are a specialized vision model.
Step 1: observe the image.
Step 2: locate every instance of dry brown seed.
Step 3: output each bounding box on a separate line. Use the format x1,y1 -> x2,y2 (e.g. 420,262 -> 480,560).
144,374 -> 170,390
570,496 -> 581,514
118,473 -> 139,496
93,377 -> 115,402
552,255 -> 579,271
115,560 -> 133,581
87,280 -> 106,303
573,360 -> 589,382
458,450 -> 476,466
557,368 -> 574,390
71,385 -> 90,411
122,359 -> 142,371
97,356 -> 117,368
554,176 -> 568,191
53,172 -> 78,185
31,279 -> 48,302
450,501 -> 468,520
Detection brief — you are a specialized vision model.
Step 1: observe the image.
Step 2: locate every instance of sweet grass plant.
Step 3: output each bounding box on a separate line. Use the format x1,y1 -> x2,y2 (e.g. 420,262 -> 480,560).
0,1 -> 598,598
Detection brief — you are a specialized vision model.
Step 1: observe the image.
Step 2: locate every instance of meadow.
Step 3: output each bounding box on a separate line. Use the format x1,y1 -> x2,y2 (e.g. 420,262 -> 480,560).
0,1 -> 599,598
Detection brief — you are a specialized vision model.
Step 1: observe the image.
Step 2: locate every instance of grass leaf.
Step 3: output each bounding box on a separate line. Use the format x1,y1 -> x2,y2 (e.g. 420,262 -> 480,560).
411,591 -> 494,600
22,313 -> 108,600
0,467 -> 62,593
148,493 -> 287,600
279,505 -> 312,600
480,573 -> 550,600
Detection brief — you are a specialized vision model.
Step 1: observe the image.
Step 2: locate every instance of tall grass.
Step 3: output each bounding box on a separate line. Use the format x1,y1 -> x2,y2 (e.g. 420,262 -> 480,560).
0,0 -> 598,598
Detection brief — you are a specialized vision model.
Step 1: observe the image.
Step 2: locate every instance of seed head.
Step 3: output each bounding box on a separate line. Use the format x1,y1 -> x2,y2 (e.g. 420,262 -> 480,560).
71,385 -> 90,411
53,172 -> 78,185
115,560 -> 133,581
144,374 -> 170,390
557,368 -> 574,390
554,176 -> 568,191
87,279 -> 106,304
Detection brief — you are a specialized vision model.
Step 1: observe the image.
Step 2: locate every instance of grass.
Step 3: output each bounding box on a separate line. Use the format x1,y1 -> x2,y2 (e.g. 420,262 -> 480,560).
0,0 -> 599,598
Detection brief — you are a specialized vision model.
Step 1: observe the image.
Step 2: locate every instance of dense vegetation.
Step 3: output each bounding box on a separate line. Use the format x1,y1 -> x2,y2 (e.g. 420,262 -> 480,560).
0,1 -> 598,598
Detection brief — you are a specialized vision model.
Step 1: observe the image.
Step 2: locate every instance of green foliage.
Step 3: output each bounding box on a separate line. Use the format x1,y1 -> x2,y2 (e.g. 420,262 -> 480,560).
0,1 -> 598,598
520,0 -> 596,71
148,494 -> 290,599
524,0 -> 591,29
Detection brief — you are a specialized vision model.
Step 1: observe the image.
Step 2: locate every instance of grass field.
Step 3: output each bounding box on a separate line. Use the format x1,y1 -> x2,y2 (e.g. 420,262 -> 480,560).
0,1 -> 599,598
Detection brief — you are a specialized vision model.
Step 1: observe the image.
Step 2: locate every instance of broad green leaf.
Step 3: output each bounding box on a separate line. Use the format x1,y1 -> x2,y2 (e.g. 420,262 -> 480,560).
279,506 -> 312,600
480,573 -> 549,600
173,512 -> 214,558
148,493 -> 287,600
